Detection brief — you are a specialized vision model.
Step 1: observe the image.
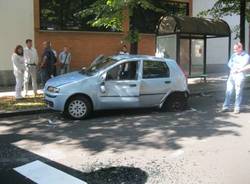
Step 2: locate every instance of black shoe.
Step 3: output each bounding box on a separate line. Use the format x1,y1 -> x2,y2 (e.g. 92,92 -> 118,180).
221,108 -> 229,112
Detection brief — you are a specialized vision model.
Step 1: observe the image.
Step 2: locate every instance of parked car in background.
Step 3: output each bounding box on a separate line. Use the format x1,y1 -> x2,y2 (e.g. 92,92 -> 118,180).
44,55 -> 189,119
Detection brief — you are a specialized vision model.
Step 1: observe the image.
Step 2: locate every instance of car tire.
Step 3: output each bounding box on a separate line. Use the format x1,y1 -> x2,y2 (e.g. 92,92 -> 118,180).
162,93 -> 187,112
65,96 -> 92,120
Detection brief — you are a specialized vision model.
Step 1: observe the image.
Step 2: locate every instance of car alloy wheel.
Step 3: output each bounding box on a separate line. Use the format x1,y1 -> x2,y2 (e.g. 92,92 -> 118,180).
65,96 -> 92,120
68,100 -> 87,118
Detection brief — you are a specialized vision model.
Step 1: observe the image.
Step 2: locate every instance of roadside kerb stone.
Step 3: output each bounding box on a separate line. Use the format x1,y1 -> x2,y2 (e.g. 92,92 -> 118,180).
0,108 -> 52,118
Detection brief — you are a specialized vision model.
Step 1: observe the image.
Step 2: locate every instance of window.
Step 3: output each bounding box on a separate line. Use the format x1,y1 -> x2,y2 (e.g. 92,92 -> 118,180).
106,61 -> 138,81
143,61 -> 170,79
39,0 -> 114,32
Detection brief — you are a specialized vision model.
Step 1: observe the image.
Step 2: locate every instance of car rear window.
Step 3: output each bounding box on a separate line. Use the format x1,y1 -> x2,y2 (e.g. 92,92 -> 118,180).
143,60 -> 170,79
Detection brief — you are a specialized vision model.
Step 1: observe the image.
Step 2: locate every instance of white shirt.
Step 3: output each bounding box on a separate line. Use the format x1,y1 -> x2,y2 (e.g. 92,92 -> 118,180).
24,47 -> 38,65
12,53 -> 25,73
228,51 -> 249,77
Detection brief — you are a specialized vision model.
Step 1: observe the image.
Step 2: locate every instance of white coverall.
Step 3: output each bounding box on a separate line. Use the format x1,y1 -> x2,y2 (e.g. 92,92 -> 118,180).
12,53 -> 25,99
24,47 -> 38,95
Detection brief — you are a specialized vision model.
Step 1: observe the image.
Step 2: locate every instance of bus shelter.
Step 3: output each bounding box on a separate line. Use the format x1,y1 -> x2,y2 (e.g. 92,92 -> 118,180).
156,16 -> 231,76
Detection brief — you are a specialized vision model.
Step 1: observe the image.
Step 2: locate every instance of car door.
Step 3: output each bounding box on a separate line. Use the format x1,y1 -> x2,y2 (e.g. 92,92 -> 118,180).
98,60 -> 141,109
140,60 -> 171,107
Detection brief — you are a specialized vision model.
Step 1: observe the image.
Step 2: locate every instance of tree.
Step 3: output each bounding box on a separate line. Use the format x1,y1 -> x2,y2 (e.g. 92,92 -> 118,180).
79,0 -> 166,54
198,0 -> 250,48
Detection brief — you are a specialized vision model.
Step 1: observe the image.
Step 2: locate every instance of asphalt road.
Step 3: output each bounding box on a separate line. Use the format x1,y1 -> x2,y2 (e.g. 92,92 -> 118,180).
1,91 -> 250,184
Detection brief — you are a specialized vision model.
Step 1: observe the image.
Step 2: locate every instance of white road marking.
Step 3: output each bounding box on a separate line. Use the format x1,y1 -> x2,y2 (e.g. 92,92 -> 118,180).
14,160 -> 87,184
170,150 -> 184,158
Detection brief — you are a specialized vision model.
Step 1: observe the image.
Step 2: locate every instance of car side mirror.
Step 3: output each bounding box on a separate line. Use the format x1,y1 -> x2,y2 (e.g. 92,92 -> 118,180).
100,81 -> 106,93
100,72 -> 107,82
99,73 -> 107,93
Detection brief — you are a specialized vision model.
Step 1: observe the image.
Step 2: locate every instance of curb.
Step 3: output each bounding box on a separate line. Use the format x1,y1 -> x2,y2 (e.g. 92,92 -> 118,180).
0,108 -> 53,118
190,90 -> 224,97
190,86 -> 250,97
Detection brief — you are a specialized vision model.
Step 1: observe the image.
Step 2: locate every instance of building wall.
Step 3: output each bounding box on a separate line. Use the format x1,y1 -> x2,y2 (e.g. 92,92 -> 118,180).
34,0 -> 189,70
0,0 -> 34,85
0,0 -> 200,86
35,32 -> 156,69
36,31 -> 129,68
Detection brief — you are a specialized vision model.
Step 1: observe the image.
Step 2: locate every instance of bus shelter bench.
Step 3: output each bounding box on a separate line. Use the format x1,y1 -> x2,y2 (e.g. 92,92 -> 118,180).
189,74 -> 208,83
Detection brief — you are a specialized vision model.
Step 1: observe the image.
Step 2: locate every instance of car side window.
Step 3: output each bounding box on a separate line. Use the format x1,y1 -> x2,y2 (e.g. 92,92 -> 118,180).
143,60 -> 170,79
106,61 -> 138,81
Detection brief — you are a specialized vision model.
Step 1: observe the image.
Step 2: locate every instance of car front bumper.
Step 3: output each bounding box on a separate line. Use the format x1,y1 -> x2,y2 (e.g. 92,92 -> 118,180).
44,92 -> 68,112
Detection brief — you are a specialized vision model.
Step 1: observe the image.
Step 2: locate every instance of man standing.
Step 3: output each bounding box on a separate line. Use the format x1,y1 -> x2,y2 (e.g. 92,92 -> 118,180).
222,42 -> 250,114
59,46 -> 71,74
24,39 -> 38,96
50,42 -> 58,76
39,41 -> 55,88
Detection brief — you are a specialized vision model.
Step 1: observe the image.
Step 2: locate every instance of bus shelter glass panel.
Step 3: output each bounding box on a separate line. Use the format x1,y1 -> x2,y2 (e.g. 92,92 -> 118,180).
180,39 -> 190,75
156,35 -> 176,60
191,39 -> 204,75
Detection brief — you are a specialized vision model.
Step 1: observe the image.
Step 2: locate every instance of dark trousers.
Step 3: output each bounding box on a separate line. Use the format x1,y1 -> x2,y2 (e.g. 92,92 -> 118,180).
40,68 -> 50,88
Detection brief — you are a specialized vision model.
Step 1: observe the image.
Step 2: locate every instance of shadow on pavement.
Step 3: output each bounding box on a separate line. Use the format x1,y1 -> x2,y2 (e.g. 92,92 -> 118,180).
0,94 -> 243,154
0,134 -> 148,184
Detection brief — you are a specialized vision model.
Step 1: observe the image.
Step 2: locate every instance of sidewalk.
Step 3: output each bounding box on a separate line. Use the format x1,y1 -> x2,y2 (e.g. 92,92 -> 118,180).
188,73 -> 228,95
1,73 -> 250,117
0,89 -> 44,98
0,89 -> 50,118
189,73 -> 250,95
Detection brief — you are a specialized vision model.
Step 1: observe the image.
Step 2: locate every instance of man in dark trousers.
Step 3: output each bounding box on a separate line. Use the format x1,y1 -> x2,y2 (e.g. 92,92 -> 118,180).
39,41 -> 56,88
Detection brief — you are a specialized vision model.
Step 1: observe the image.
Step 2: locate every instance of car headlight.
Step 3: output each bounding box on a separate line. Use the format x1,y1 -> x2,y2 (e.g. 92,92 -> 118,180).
47,86 -> 60,93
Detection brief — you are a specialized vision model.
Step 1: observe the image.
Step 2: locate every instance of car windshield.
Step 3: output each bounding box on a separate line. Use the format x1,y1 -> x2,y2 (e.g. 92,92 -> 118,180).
80,56 -> 117,76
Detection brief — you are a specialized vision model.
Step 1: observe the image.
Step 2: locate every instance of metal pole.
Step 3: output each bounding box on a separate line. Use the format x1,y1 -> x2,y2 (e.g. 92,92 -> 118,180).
228,35 -> 231,62
189,37 -> 192,76
240,0 -> 246,48
204,37 -> 207,74
176,34 -> 180,65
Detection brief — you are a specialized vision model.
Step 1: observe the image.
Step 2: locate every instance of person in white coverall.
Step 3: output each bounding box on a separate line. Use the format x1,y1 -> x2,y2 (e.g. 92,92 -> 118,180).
12,45 -> 25,99
24,39 -> 38,96
222,42 -> 250,114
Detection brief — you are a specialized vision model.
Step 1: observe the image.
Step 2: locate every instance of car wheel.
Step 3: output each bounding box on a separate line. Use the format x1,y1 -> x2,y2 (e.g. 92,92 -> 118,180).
162,93 -> 187,112
65,96 -> 92,120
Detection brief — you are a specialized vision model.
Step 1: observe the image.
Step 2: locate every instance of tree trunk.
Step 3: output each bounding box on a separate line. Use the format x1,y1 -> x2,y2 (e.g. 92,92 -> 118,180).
129,8 -> 138,55
130,32 -> 138,54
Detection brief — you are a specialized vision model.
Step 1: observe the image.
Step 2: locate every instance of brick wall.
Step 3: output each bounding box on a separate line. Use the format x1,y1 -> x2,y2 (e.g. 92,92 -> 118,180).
35,32 -> 156,69
138,34 -> 156,55
35,31 -> 128,69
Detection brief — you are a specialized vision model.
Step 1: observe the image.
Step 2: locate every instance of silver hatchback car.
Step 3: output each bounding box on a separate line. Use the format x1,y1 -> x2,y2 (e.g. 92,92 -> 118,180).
44,55 -> 189,119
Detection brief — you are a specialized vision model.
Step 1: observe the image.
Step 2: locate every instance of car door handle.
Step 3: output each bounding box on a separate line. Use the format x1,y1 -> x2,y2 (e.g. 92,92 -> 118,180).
165,81 -> 171,84
129,84 -> 137,87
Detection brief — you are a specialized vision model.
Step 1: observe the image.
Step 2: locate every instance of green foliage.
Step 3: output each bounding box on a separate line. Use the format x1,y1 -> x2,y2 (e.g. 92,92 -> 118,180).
198,0 -> 250,38
0,95 -> 45,111
78,0 -> 124,31
198,0 -> 250,21
79,0 -> 165,31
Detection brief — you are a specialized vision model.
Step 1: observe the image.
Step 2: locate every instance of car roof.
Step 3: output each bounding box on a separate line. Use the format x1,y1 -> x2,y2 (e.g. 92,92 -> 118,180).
112,54 -> 168,61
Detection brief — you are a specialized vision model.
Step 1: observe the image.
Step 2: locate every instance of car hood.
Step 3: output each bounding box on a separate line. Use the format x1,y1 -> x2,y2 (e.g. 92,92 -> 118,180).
46,71 -> 89,87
